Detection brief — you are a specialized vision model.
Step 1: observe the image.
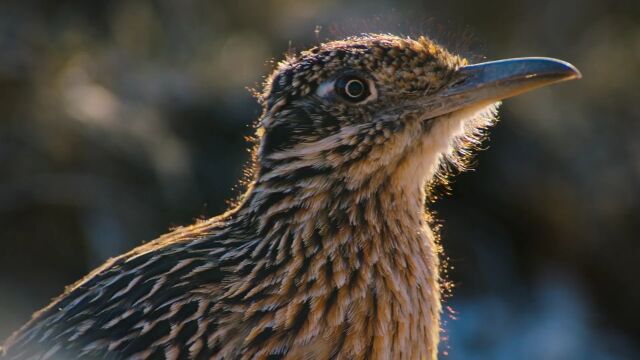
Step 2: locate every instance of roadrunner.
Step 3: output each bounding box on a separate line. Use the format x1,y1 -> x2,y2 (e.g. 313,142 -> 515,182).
1,34 -> 580,359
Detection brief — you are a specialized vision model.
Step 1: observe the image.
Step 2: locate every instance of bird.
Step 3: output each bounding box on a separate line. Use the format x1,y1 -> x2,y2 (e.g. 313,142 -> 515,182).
1,34 -> 580,360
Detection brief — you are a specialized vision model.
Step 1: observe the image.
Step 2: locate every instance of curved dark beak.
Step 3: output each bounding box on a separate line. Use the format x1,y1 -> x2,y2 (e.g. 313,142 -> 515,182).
426,57 -> 581,118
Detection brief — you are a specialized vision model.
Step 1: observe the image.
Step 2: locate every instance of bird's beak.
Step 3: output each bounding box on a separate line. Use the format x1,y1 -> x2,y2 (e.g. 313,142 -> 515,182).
425,57 -> 581,118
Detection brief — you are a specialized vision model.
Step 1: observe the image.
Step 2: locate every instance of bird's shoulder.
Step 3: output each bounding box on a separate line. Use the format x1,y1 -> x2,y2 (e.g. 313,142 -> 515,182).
2,218 -> 243,359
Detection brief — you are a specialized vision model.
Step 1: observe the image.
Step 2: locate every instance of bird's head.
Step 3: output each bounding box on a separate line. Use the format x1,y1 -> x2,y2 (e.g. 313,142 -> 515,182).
253,34 -> 579,196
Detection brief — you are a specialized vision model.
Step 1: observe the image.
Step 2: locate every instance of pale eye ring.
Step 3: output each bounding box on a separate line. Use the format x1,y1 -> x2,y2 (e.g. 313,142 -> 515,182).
316,74 -> 377,104
335,75 -> 370,102
344,79 -> 365,98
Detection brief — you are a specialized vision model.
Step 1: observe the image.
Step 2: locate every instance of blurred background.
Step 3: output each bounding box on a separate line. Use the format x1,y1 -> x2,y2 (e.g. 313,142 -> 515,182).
0,0 -> 638,358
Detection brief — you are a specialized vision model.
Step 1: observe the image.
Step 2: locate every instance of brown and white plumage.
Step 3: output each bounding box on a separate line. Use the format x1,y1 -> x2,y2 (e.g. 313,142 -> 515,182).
1,34 -> 580,360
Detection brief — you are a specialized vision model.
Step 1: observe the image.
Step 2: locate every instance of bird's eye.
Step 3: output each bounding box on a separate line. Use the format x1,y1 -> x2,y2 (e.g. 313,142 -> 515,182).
335,76 -> 371,103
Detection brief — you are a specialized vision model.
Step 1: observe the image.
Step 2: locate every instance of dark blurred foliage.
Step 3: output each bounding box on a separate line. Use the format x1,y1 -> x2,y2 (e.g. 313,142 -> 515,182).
0,0 -> 639,358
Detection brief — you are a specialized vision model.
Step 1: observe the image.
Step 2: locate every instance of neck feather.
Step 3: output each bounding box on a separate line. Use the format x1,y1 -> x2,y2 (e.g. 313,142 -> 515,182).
211,105 -> 498,358
221,147 -> 442,358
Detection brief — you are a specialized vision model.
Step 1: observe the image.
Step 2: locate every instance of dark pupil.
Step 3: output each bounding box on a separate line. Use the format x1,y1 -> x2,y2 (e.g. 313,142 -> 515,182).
336,76 -> 369,102
346,80 -> 364,98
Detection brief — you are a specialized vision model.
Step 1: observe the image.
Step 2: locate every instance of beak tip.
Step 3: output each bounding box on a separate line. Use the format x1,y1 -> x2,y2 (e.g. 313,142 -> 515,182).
552,58 -> 582,81
572,68 -> 582,80
513,57 -> 582,83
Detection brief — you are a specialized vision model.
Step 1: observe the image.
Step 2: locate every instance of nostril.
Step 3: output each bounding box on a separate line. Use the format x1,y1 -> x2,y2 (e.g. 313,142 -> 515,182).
449,76 -> 468,88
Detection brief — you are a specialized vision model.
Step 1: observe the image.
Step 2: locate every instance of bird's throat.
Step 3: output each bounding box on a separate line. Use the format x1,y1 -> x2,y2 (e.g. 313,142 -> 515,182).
219,103 -> 503,358
229,159 -> 442,358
